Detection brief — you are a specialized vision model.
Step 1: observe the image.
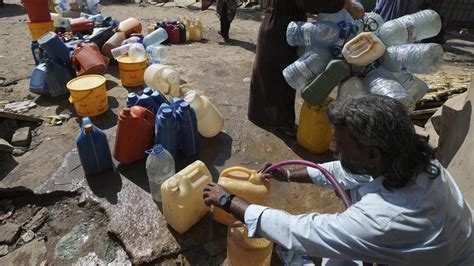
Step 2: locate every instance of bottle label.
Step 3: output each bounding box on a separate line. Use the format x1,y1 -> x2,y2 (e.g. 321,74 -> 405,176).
403,16 -> 417,43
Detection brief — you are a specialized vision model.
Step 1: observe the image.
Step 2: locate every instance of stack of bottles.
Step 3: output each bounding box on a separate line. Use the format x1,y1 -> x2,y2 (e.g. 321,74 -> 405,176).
284,9 -> 443,154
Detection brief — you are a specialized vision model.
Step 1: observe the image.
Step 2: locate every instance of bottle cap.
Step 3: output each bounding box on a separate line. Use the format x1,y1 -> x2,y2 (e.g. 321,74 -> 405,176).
84,124 -> 93,132
152,144 -> 164,154
162,108 -> 173,117
167,178 -> 179,191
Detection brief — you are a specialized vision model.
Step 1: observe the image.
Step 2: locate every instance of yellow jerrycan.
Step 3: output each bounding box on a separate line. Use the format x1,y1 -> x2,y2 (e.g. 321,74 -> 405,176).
223,222 -> 273,266
161,160 -> 212,234
296,99 -> 333,154
214,167 -> 271,225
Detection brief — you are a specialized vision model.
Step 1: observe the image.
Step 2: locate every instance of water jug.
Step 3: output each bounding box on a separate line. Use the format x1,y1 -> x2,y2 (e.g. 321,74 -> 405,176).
37,31 -> 71,65
286,21 -> 339,47
301,59 -> 351,107
143,87 -> 154,96
135,94 -> 160,114
165,23 -> 181,44
102,31 -> 126,59
22,0 -> 51,23
69,17 -> 94,32
283,46 -> 332,91
122,36 -> 143,46
378,9 -> 441,46
128,43 -> 146,63
87,26 -> 115,50
144,64 -> 179,93
169,85 -> 181,98
178,23 -> 186,43
337,76 -> 367,100
363,67 -> 416,111
342,32 -> 386,66
29,63 -> 49,95
184,90 -> 224,138
393,73 -> 429,102
144,28 -> 168,47
146,45 -> 168,64
151,89 -> 170,107
224,222 -> 273,266
44,58 -> 73,97
146,144 -> 175,203
31,41 -> 45,66
111,43 -> 132,59
297,99 -> 333,154
188,22 -> 203,42
214,166 -> 271,225
381,43 -> 444,74
175,102 -> 199,157
155,105 -> 178,160
113,106 -> 155,164
71,42 -> 109,76
161,160 -> 211,234
117,17 -> 142,37
76,117 -> 114,176
126,92 -> 138,107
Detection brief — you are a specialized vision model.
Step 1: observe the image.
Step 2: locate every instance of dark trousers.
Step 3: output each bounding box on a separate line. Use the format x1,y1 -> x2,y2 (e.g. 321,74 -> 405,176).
220,2 -> 230,38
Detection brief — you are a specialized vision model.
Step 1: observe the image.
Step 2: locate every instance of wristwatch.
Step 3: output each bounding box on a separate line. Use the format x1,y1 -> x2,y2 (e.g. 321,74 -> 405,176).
218,192 -> 235,212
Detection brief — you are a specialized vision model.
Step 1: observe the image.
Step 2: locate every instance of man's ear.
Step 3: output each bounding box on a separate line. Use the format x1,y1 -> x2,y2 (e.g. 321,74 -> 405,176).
367,147 -> 382,168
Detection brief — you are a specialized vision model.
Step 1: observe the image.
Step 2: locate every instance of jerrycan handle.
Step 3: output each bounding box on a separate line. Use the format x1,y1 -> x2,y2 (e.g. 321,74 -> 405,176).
180,161 -> 211,191
220,167 -> 264,185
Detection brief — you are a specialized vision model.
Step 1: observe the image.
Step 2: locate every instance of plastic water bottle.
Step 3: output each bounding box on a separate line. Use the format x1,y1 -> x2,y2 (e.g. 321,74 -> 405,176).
361,12 -> 384,34
283,46 -> 332,91
381,43 -> 444,74
175,102 -> 199,157
143,28 -> 168,47
337,76 -> 367,100
128,43 -> 146,62
286,21 -> 340,47
146,144 -> 175,203
111,43 -> 132,59
54,0 -> 72,13
146,45 -> 168,64
378,9 -> 442,46
363,67 -> 415,111
121,36 -> 142,46
393,73 -> 429,102
155,105 -> 178,160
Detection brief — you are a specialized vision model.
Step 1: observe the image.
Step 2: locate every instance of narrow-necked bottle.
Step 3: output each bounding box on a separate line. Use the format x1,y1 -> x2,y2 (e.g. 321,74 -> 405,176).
146,144 -> 175,203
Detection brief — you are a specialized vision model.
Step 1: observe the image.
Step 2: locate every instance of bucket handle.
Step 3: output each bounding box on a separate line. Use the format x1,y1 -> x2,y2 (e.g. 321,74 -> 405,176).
69,90 -> 94,104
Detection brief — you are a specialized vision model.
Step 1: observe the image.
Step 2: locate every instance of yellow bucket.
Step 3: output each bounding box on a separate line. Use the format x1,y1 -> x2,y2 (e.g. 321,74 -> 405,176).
67,75 -> 109,117
296,99 -> 333,154
117,56 -> 148,88
28,20 -> 55,41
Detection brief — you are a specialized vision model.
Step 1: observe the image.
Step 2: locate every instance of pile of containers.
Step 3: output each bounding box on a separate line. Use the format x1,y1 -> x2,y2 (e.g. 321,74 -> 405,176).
284,9 -> 444,154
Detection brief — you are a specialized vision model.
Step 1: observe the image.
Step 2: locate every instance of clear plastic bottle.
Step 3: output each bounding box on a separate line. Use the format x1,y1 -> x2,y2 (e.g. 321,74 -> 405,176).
146,144 -> 175,203
54,0 -> 72,13
286,21 -> 340,47
146,45 -> 168,64
378,9 -> 442,46
393,73 -> 429,102
337,76 -> 367,100
363,67 -> 415,111
128,43 -> 146,62
143,28 -> 168,47
111,43 -> 132,59
362,12 -> 384,34
381,43 -> 444,74
121,36 -> 142,46
283,46 -> 332,90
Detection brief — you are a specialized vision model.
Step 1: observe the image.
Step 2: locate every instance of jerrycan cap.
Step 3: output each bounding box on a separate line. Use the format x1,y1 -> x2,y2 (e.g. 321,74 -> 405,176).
127,92 -> 138,100
179,101 -> 190,110
143,87 -> 154,96
161,107 -> 173,117
167,178 -> 180,191
146,144 -> 164,155
84,124 -> 93,132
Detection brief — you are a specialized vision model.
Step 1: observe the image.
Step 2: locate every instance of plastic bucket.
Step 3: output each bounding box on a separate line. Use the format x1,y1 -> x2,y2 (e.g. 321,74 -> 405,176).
28,21 -> 55,41
117,56 -> 148,88
22,0 -> 51,23
67,75 -> 109,117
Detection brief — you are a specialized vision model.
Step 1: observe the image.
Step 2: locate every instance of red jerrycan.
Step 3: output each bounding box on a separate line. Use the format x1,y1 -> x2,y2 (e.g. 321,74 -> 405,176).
165,23 -> 181,44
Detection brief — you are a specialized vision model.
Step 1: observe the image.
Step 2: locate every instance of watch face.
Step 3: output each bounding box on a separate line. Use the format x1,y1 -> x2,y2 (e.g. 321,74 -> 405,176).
219,194 -> 229,207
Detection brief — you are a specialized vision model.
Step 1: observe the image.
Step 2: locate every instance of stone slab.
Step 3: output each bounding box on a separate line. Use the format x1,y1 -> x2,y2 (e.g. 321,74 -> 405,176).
0,240 -> 46,265
0,222 -> 21,244
11,126 -> 31,147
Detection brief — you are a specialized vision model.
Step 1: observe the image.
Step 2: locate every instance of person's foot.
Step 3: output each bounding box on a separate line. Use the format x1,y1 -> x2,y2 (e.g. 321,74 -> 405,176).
218,31 -> 230,41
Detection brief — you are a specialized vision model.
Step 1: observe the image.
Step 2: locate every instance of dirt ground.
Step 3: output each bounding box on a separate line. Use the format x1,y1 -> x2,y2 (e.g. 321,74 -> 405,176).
0,0 -> 473,264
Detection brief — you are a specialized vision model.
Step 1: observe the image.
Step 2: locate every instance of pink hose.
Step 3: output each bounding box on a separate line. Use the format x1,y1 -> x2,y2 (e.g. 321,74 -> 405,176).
262,159 -> 352,208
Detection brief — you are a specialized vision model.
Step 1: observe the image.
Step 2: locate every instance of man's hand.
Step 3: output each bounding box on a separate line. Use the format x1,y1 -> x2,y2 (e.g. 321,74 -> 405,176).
203,182 -> 229,208
259,164 -> 288,182
344,0 -> 365,20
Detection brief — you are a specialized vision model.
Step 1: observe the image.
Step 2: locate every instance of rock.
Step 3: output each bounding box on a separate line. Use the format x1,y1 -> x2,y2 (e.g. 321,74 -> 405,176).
0,240 -> 46,265
0,138 -> 13,153
21,230 -> 35,243
12,147 -> 26,157
72,252 -> 106,266
3,100 -> 36,113
0,222 -> 21,244
11,126 -> 31,147
54,223 -> 89,260
24,207 -> 48,232
0,245 -> 8,257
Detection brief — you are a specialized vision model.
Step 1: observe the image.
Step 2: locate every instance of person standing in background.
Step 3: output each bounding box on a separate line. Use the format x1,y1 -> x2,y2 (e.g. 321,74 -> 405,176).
216,0 -> 239,41
373,0 -> 423,22
247,0 -> 364,137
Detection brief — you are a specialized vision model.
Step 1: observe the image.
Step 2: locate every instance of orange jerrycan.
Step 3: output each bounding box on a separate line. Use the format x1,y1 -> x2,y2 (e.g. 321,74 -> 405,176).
224,222 -> 273,266
161,160 -> 212,234
214,167 -> 271,225
297,99 -> 333,154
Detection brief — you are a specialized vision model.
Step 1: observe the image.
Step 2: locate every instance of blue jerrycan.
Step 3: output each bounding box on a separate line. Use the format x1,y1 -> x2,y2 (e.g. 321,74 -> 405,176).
175,102 -> 199,156
126,92 -> 138,107
136,94 -> 160,114
76,117 -> 114,176
155,104 -> 178,160
29,63 -> 49,95
151,89 -> 169,107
